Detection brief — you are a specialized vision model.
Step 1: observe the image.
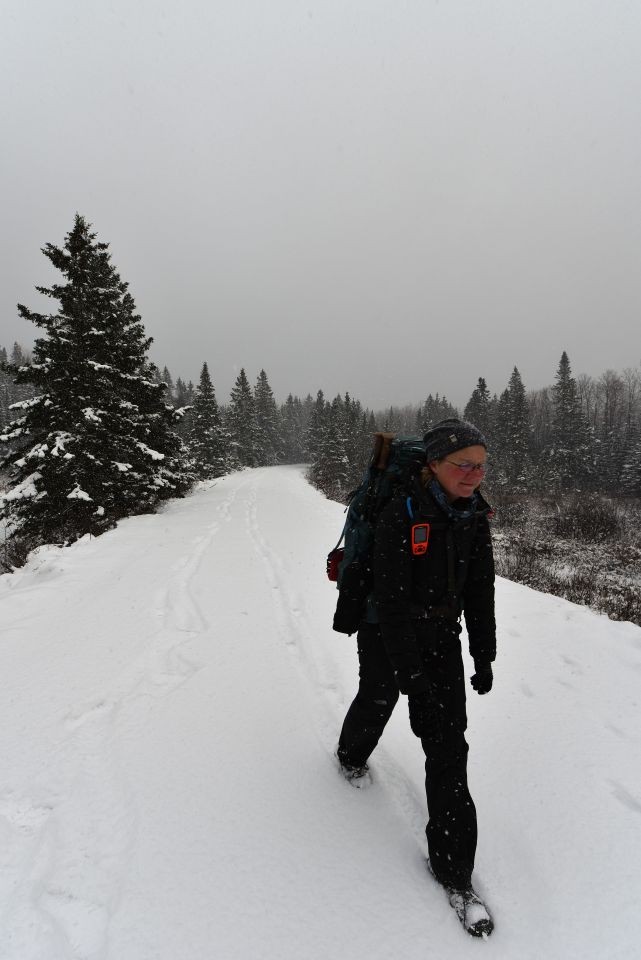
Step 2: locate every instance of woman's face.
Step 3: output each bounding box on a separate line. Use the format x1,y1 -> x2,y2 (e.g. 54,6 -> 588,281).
429,444 -> 487,502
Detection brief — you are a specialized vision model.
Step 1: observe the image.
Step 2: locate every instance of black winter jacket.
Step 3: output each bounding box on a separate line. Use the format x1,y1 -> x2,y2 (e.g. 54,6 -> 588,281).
372,481 -> 496,695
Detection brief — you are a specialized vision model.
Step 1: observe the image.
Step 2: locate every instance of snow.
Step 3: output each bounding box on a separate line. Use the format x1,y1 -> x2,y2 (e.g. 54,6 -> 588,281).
135,442 -> 164,461
0,471 -> 42,503
87,361 -> 113,372
51,433 -> 74,458
82,408 -> 102,424
0,465 -> 639,960
66,485 -> 92,501
8,395 -> 48,411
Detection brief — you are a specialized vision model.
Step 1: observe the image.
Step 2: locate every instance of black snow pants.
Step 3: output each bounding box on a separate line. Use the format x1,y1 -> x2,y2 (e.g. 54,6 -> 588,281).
337,619 -> 477,890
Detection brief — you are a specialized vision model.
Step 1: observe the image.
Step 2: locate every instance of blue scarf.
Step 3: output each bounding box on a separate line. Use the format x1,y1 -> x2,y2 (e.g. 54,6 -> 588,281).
428,479 -> 479,522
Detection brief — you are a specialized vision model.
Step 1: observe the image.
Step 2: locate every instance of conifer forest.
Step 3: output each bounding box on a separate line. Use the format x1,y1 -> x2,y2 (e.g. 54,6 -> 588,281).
1,216 -> 640,624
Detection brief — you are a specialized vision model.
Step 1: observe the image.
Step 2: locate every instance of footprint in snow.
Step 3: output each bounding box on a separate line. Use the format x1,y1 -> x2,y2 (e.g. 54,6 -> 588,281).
0,793 -> 53,833
604,721 -> 627,740
64,699 -> 113,730
560,654 -> 584,674
608,780 -> 641,816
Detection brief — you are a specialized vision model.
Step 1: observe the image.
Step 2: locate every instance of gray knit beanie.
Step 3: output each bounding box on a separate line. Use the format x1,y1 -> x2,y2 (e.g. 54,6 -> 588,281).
423,418 -> 487,463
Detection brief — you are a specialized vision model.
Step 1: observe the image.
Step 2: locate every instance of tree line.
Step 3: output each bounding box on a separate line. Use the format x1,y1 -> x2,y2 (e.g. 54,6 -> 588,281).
1,215 -> 640,567
304,358 -> 641,501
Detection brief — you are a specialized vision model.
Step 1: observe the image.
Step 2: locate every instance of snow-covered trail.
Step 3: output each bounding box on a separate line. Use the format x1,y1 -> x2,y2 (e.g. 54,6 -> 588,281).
0,466 -> 640,960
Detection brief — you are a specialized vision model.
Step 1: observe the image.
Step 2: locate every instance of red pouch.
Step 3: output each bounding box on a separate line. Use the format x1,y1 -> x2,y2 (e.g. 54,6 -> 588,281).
326,548 -> 344,582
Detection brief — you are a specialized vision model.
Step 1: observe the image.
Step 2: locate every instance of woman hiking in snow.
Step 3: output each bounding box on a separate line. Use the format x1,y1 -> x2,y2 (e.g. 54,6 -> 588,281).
336,418 -> 496,937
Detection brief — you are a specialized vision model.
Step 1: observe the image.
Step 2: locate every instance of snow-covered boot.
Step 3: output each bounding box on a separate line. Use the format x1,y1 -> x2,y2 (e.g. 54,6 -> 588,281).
446,886 -> 493,938
427,859 -> 494,938
336,755 -> 373,789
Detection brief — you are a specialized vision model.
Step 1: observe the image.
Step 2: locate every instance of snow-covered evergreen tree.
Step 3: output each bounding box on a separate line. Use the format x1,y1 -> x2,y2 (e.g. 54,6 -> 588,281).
298,394 -> 314,459
528,387 -> 552,456
501,367 -> 530,487
305,390 -> 327,460
172,376 -> 194,439
310,395 -> 350,501
280,394 -> 306,463
188,362 -> 229,479
360,410 -> 377,464
464,377 -> 492,436
0,214 -> 190,549
175,377 -> 189,408
490,388 -> 511,487
161,365 -> 174,401
620,375 -> 641,496
226,368 -> 258,467
621,428 -> 641,497
342,392 -> 363,483
254,369 -> 281,466
0,383 -> 10,431
306,391 -> 329,489
595,370 -> 626,491
548,351 -> 594,490
417,393 -> 459,433
0,341 -> 34,433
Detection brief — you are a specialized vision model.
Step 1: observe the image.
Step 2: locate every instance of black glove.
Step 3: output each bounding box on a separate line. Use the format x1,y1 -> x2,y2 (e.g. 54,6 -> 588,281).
408,691 -> 442,742
471,662 -> 493,695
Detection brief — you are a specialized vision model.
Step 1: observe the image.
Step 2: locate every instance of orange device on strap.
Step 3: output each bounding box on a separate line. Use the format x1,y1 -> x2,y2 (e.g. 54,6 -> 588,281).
411,523 -> 430,556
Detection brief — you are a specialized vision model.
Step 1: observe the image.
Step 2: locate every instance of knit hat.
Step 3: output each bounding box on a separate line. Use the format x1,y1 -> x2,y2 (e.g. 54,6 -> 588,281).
423,418 -> 487,463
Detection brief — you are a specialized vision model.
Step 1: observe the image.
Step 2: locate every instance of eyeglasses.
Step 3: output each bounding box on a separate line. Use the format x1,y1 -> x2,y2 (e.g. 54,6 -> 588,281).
444,459 -> 488,475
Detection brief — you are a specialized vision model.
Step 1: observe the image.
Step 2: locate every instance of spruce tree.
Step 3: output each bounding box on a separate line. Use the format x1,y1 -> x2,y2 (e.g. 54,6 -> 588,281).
342,392 -> 364,486
188,362 -> 228,479
595,371 -> 626,491
358,410 -> 377,473
548,351 -> 594,490
0,214 -> 190,548
161,365 -> 174,400
305,390 -> 327,459
175,377 -> 189,408
502,367 -> 530,486
172,376 -> 193,439
298,394 -> 314,459
226,368 -> 258,467
0,383 -> 10,431
254,369 -> 281,466
464,377 -> 492,436
313,395 -> 350,501
621,431 -> 641,496
490,388 -> 511,486
307,391 -> 329,489
11,343 -> 24,367
281,394 -> 306,463
417,393 -> 459,432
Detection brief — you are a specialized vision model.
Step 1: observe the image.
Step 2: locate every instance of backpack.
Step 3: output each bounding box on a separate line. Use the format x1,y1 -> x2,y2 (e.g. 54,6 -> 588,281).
327,433 -> 427,636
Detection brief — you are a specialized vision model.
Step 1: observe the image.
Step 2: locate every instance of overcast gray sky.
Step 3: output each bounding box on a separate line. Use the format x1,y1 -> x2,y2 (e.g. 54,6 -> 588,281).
2,0 -> 640,410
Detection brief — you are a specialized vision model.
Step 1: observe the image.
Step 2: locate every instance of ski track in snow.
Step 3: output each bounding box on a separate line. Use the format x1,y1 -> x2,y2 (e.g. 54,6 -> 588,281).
66,475 -> 250,728
0,477 -> 252,960
244,471 -> 431,856
0,704 -> 136,959
244,474 -> 345,742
